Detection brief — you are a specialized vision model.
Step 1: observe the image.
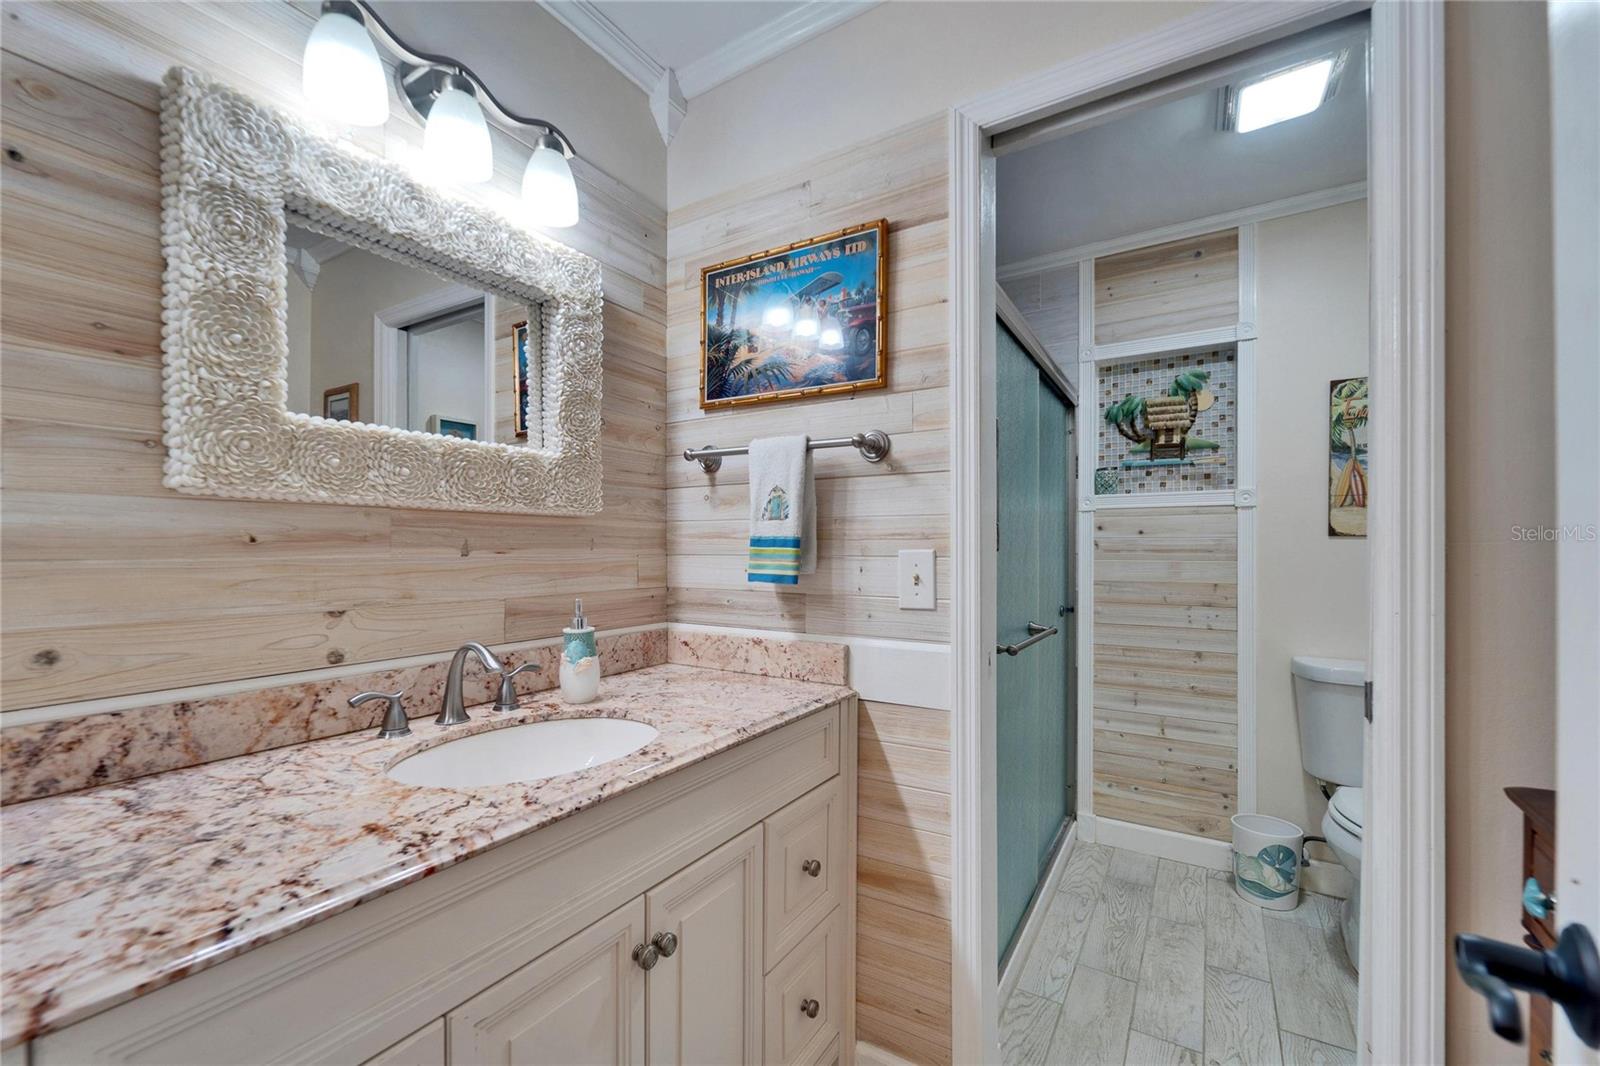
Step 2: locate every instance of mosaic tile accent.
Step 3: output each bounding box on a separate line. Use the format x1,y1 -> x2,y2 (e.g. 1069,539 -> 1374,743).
1096,348 -> 1237,494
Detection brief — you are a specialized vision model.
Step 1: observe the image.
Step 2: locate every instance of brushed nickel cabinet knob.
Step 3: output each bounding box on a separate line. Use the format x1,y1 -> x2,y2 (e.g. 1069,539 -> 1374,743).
801,858 -> 822,877
632,942 -> 660,970
799,997 -> 820,1019
652,931 -> 678,957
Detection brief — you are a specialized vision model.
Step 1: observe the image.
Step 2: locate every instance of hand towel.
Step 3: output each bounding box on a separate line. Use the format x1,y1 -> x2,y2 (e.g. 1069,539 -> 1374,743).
747,435 -> 815,584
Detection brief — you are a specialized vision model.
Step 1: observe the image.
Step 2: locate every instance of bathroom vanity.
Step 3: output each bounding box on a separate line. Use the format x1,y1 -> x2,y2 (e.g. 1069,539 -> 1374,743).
0,666 -> 856,1065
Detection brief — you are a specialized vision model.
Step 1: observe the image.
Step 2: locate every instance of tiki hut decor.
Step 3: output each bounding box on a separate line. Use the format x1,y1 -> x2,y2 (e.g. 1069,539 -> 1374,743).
1103,369 -> 1219,463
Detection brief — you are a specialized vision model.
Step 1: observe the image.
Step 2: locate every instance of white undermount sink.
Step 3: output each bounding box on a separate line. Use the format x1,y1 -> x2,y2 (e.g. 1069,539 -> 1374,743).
387,718 -> 659,789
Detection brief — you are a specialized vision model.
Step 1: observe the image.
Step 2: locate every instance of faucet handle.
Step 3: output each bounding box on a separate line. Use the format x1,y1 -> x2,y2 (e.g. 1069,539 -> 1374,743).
349,689 -> 411,739
493,662 -> 542,713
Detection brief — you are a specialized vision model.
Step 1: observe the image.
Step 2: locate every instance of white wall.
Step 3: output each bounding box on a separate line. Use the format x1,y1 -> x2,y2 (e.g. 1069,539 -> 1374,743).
667,0 -> 1200,210
285,269 -> 313,414
1254,200 -> 1369,837
1444,5 -> 1556,1061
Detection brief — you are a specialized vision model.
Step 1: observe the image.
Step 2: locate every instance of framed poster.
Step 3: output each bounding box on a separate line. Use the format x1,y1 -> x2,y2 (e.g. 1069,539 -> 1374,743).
699,219 -> 887,410
1329,376 -> 1369,537
323,382 -> 358,422
426,415 -> 477,440
511,319 -> 531,440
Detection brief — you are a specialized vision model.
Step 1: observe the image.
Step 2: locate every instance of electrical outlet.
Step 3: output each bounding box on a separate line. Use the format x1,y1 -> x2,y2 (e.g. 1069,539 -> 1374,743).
898,549 -> 935,609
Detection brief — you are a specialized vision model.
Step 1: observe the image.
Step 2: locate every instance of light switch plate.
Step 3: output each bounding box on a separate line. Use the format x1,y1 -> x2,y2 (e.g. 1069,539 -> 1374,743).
897,549 -> 935,609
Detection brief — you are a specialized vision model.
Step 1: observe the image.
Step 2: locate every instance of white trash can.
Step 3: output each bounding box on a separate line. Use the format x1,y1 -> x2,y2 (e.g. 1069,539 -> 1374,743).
1230,813 -> 1303,911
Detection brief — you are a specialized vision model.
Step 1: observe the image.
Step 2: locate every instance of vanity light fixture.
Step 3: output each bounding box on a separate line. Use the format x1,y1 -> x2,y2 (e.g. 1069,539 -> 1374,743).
301,0 -> 581,222
1220,50 -> 1347,134
521,134 -> 580,228
423,76 -> 493,184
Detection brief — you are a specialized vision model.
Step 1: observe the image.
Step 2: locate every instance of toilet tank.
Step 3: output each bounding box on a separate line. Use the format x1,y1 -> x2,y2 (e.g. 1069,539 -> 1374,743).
1291,656 -> 1366,786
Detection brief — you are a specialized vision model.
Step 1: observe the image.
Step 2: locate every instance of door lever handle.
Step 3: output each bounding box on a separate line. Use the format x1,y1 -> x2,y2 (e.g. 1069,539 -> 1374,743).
998,622 -> 1058,656
1454,923 -> 1600,1048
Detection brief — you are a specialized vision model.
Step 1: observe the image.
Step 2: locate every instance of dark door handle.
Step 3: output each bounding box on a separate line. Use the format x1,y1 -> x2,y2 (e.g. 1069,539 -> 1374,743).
1454,923 -> 1600,1048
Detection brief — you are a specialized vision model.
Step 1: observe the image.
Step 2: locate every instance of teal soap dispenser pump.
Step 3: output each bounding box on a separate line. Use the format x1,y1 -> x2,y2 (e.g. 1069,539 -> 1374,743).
560,598 -> 600,703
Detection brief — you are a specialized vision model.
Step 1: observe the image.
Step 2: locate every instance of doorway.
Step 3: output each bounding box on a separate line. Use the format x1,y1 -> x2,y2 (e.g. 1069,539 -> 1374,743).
946,4 -> 1445,1063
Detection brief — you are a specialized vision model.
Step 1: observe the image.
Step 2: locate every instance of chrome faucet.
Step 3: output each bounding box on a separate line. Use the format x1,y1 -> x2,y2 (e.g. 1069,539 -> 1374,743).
437,642 -> 503,727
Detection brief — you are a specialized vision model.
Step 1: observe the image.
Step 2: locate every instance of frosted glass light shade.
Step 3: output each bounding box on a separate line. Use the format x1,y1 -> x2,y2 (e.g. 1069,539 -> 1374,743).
522,142 -> 580,228
424,86 -> 494,184
301,11 -> 389,127
1235,58 -> 1335,133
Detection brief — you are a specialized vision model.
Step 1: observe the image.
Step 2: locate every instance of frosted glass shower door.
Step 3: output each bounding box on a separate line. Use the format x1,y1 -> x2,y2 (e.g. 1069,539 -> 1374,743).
996,320 -> 1073,965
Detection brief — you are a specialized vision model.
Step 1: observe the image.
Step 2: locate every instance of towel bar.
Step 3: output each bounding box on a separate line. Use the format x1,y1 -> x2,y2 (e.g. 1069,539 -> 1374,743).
682,431 -> 891,474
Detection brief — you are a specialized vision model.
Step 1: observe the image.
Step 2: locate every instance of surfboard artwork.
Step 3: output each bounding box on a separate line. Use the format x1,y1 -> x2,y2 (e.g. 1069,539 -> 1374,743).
699,220 -> 888,409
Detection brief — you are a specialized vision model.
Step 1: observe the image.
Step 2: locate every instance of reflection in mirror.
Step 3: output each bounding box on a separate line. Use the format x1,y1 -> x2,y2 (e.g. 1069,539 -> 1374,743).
283,223 -> 539,446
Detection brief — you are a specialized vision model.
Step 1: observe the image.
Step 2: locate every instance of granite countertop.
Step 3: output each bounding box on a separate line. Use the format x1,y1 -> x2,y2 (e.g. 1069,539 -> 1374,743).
0,664 -> 852,1048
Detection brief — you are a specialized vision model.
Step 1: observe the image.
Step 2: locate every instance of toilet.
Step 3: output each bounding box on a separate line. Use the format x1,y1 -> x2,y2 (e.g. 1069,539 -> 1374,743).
1291,655 -> 1366,969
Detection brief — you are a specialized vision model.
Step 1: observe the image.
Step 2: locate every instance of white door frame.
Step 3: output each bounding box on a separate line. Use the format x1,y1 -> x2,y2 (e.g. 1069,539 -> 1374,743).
1549,2 -> 1599,1062
372,285 -> 496,440
946,3 -> 1445,1062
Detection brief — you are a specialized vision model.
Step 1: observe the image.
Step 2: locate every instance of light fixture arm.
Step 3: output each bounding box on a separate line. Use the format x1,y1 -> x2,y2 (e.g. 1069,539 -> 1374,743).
323,0 -> 577,158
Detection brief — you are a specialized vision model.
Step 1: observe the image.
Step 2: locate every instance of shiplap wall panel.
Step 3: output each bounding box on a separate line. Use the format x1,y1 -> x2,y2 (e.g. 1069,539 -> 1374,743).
856,700 -> 952,1065
663,116 -> 949,644
1093,230 -> 1239,345
1092,507 -> 1239,840
0,2 -> 667,711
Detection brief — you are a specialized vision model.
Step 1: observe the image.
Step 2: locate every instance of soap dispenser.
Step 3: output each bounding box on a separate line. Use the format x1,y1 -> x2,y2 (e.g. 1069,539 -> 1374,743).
560,598 -> 600,704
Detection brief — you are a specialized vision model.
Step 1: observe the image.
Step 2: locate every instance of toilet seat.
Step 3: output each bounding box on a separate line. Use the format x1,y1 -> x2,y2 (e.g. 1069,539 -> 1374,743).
1327,785 -> 1363,836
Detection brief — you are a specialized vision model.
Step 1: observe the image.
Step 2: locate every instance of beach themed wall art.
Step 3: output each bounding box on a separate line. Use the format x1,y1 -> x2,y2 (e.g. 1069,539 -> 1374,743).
1096,349 -> 1236,494
1329,376 -> 1369,537
699,220 -> 888,409
511,319 -> 531,440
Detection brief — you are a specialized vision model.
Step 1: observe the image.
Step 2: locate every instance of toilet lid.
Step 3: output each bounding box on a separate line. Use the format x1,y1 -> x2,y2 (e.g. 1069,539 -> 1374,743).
1329,786 -> 1364,832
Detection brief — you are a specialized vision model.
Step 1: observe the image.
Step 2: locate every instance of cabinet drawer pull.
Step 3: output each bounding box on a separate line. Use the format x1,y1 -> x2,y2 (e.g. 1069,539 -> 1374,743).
632,942 -> 660,970
652,931 -> 679,957
801,858 -> 822,878
799,997 -> 820,1019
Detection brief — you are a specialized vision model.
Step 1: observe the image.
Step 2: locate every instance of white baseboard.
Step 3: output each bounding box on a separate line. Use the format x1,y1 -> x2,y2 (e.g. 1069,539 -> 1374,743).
998,820 -> 1078,1004
666,623 -> 951,710
1094,817 -> 1233,871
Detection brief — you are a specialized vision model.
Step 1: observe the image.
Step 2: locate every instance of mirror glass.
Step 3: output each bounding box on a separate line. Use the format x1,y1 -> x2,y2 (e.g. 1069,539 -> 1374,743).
284,222 -> 540,445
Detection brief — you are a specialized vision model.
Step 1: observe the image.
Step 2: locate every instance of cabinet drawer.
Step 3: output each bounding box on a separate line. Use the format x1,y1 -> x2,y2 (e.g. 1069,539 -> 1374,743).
763,908 -> 843,1066
764,778 -> 845,966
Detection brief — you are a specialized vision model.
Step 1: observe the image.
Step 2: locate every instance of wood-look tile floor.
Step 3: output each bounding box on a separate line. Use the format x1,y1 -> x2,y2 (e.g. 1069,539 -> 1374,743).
1002,844 -> 1358,1066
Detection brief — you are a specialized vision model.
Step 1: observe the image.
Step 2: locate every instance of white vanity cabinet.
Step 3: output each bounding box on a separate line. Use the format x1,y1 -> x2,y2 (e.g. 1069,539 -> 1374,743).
447,898 -> 647,1066
31,699 -> 855,1066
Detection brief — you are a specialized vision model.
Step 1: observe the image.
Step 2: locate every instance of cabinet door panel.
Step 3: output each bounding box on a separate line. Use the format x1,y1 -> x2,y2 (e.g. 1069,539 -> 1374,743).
449,897 -> 645,1066
646,825 -> 764,1065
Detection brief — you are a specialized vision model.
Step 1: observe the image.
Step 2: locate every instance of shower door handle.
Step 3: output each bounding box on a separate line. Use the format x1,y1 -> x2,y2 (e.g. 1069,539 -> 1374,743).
998,622 -> 1058,656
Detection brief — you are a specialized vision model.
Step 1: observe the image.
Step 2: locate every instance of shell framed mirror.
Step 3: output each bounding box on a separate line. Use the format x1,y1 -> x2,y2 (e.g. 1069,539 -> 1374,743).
159,67 -> 604,515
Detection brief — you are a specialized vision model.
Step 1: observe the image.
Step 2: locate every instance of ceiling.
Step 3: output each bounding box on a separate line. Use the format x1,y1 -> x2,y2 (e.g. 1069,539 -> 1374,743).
997,17 -> 1369,269
541,0 -> 878,140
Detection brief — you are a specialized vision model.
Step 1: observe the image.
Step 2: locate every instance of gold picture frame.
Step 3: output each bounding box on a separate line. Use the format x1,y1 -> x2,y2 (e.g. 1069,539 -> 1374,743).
699,219 -> 888,410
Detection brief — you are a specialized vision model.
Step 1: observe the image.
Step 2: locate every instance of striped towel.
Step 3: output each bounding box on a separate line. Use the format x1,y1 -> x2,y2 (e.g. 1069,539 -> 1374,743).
747,435 -> 814,584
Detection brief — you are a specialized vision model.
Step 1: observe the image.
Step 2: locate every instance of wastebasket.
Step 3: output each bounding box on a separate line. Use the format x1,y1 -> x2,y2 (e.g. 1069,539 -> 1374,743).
1230,813 -> 1303,911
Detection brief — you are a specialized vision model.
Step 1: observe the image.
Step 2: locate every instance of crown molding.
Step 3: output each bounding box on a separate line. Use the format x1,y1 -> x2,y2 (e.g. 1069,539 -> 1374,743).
539,0 -> 664,96
674,1 -> 880,99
